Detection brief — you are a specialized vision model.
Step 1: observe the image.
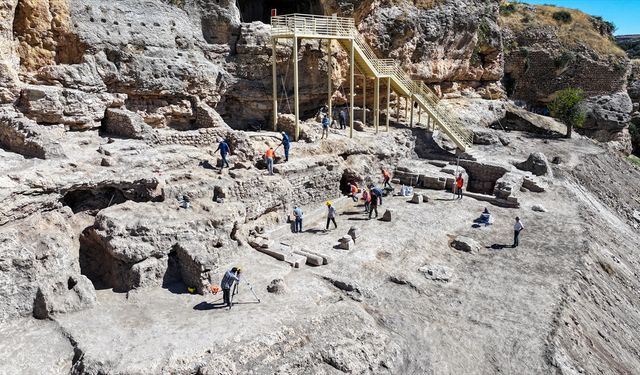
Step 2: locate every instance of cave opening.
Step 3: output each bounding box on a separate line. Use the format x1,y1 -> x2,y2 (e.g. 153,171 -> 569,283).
61,184 -> 163,214
237,0 -> 324,24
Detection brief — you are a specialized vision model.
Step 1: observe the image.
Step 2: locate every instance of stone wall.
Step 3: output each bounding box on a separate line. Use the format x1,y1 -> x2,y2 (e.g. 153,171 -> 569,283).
501,4 -> 629,104
459,160 -> 509,194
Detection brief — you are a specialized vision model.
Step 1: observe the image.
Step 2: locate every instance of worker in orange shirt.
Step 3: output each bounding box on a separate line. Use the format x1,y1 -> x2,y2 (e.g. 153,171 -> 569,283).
382,168 -> 392,189
455,173 -> 464,200
349,182 -> 359,202
265,147 -> 276,175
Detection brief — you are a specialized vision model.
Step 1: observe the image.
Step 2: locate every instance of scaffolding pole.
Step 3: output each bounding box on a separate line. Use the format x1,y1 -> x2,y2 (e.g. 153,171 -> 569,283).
349,39 -> 354,138
410,95 -> 414,128
374,76 -> 380,134
327,39 -> 332,123
404,99 -> 408,123
362,76 -> 366,126
386,77 -> 390,132
272,38 -> 277,131
293,36 -> 300,141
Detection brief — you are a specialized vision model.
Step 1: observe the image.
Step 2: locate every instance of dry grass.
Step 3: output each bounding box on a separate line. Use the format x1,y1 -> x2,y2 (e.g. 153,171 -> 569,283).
499,2 -> 626,57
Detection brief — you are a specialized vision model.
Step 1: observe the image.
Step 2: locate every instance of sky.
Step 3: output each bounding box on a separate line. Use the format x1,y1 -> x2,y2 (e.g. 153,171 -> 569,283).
525,0 -> 640,35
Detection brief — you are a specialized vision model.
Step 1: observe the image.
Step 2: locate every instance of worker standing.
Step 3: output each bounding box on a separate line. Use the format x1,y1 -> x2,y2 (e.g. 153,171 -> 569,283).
368,189 -> 379,219
264,147 -> 276,175
362,188 -> 371,213
281,131 -> 290,162
221,267 -> 241,309
455,173 -> 464,200
293,206 -> 303,233
371,185 -> 384,206
321,114 -> 330,139
214,138 -> 230,172
325,201 -> 337,231
339,109 -> 347,129
513,217 -> 524,248
382,169 -> 392,189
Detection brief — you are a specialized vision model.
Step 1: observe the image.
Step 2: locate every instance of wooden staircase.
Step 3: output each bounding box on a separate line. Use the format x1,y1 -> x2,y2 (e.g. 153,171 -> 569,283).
271,13 -> 473,152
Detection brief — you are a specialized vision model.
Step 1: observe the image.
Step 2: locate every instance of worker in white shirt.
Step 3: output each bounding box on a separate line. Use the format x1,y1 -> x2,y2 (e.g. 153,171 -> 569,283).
513,216 -> 524,248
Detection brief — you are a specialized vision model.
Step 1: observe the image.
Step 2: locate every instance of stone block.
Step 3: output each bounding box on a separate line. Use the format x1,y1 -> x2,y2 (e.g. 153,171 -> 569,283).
338,235 -> 354,250
451,236 -> 481,253
104,108 -> 150,139
410,193 -> 423,204
381,209 -> 393,222
254,245 -> 285,261
293,250 -> 324,266
302,249 -> 330,265
284,253 -> 306,268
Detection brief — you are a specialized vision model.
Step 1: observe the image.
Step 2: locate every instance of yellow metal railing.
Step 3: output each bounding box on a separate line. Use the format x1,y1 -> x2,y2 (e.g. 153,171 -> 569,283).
270,13 -> 473,150
271,14 -> 354,38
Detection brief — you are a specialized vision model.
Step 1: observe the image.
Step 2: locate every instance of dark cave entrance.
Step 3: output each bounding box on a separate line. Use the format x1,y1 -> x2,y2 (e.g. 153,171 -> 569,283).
237,0 -> 324,24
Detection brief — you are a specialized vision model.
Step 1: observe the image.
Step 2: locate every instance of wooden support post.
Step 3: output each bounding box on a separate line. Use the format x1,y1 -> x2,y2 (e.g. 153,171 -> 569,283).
395,94 -> 400,123
349,39 -> 354,138
374,76 -> 380,134
386,77 -> 390,132
427,115 -> 431,131
293,36 -> 300,141
404,98 -> 408,123
418,106 -> 422,126
272,38 -> 278,131
327,39 -> 332,123
363,76 -> 367,126
410,95 -> 414,128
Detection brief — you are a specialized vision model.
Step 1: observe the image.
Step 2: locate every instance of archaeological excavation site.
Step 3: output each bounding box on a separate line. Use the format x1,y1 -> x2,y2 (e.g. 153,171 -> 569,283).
1,0 -> 640,373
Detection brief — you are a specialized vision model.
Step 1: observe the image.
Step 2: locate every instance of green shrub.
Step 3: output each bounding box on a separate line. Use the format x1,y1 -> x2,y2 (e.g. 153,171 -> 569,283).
552,11 -> 572,24
500,3 -> 517,16
549,88 -> 586,138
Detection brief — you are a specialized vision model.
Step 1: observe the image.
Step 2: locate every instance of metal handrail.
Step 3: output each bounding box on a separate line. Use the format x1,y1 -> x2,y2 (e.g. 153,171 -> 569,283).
270,13 -> 473,149
271,14 -> 355,38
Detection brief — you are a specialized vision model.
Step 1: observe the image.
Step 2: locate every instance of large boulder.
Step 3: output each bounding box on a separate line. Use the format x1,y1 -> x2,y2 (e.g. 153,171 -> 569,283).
515,152 -> 552,177
0,209 -> 96,321
18,85 -> 126,130
0,107 -> 67,159
582,92 -> 634,135
103,108 -> 151,139
82,201 -> 244,291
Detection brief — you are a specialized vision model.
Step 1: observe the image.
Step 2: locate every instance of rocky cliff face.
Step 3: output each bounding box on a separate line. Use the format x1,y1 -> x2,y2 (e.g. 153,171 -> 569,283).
332,0 -> 504,99
500,3 -> 633,151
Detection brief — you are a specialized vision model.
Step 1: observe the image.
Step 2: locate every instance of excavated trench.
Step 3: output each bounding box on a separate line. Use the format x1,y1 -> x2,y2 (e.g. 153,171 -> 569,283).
459,160 -> 509,195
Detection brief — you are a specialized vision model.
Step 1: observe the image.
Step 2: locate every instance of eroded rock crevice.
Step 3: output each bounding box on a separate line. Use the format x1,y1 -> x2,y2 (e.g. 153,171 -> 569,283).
60,179 -> 163,214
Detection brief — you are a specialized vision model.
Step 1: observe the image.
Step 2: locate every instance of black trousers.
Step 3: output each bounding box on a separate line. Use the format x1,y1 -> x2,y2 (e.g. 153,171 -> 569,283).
326,217 -> 337,229
369,205 -> 378,218
223,288 -> 232,306
513,230 -> 521,247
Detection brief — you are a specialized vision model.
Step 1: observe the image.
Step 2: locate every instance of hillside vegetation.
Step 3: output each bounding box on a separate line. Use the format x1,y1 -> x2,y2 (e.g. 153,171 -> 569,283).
500,1 -> 625,57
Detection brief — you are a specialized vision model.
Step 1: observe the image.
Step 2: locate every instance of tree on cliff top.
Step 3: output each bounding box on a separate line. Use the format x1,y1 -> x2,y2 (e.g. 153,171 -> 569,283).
549,88 -> 586,138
